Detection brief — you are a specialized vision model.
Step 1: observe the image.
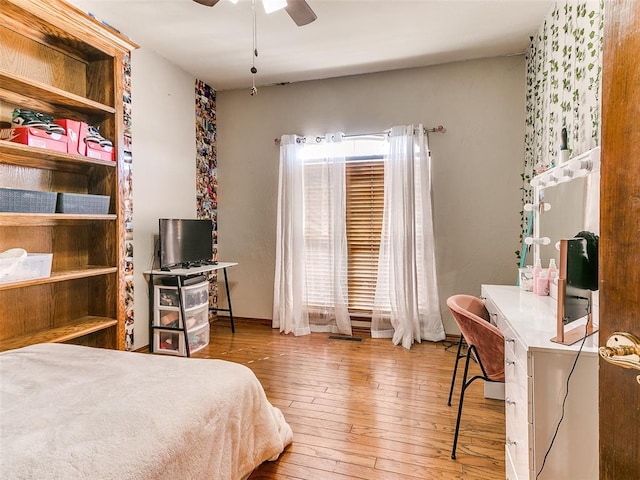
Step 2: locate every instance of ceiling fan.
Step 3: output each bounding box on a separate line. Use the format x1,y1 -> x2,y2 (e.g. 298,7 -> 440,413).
193,0 -> 317,26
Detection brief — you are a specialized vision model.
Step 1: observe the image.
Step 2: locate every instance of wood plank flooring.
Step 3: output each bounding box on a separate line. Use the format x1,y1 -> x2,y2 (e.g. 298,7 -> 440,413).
194,320 -> 505,480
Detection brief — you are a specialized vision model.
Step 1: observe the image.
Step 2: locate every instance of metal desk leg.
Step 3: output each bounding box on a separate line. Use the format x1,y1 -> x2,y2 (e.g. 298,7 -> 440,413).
177,275 -> 191,357
222,267 -> 235,333
148,273 -> 155,353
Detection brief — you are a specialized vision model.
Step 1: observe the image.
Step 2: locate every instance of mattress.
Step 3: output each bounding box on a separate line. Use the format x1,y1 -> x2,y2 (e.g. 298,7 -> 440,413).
0,343 -> 293,480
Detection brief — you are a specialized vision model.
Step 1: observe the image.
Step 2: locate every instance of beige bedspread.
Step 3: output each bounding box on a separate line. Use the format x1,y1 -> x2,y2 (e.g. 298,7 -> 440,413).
0,343 -> 292,480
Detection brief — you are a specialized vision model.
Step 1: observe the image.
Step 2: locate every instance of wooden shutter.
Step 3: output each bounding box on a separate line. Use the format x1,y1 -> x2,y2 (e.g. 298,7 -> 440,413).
345,159 -> 384,314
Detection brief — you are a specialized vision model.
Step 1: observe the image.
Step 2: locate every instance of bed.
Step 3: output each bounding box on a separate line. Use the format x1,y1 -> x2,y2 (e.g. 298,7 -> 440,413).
0,343 -> 293,480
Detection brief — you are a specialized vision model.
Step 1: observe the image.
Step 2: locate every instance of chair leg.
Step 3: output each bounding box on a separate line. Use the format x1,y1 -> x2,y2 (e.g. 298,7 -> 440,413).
451,348 -> 473,460
447,336 -> 465,406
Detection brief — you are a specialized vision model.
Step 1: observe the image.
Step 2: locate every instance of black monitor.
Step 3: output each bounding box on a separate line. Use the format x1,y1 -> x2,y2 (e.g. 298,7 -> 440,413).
561,234 -> 598,325
159,218 -> 213,269
563,238 -> 591,324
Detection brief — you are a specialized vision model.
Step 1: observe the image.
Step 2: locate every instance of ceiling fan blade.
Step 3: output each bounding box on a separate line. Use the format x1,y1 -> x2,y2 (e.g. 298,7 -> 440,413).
193,0 -> 221,7
285,0 -> 317,26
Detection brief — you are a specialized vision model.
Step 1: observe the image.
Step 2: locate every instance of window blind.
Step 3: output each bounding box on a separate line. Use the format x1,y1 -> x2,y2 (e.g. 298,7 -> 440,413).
345,159 -> 384,314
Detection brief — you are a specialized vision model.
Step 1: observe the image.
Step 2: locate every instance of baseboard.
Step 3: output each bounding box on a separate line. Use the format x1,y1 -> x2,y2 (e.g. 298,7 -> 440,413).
211,316 -> 272,327
210,316 -> 461,341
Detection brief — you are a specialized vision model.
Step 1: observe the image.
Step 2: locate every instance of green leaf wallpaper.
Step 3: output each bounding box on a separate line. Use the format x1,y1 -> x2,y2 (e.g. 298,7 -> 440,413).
519,0 -> 604,263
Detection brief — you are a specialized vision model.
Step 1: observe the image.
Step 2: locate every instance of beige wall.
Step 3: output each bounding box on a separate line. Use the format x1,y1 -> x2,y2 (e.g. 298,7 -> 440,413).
131,48 -> 196,350
217,56 -> 525,334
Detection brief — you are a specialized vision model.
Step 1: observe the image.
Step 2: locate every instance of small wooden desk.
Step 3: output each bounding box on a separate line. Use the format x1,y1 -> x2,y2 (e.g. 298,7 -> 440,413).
145,262 -> 238,356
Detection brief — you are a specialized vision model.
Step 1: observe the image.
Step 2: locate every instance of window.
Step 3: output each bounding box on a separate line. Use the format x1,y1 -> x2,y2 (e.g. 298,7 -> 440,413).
301,137 -> 386,317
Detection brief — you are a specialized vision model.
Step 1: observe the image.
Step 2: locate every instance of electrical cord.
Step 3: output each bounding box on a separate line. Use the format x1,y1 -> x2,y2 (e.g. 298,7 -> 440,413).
150,237 -> 160,271
535,322 -> 589,478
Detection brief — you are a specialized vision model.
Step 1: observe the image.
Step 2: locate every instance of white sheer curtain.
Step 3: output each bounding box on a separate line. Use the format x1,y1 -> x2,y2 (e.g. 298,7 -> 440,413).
372,124 -> 445,349
273,135 -> 309,335
273,133 -> 352,336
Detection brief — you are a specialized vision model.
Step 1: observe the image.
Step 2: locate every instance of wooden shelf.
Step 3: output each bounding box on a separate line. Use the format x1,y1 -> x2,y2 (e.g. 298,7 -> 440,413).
0,139 -> 116,172
0,70 -> 115,117
0,213 -> 116,226
0,266 -> 117,291
0,0 -> 134,351
0,316 -> 118,352
0,0 -> 138,60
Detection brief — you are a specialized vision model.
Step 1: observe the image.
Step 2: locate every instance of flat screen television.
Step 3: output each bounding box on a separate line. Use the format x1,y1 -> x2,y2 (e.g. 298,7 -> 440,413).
159,218 -> 213,269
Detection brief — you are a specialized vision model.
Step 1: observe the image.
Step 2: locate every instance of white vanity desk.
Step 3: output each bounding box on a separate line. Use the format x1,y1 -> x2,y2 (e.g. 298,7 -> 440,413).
481,284 -> 598,480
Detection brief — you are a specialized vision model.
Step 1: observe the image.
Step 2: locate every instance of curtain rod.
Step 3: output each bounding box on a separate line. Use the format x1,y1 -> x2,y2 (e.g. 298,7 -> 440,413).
274,125 -> 446,145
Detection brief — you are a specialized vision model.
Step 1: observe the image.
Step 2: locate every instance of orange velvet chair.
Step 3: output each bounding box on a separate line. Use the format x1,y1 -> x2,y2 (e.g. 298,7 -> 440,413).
446,294 -> 505,460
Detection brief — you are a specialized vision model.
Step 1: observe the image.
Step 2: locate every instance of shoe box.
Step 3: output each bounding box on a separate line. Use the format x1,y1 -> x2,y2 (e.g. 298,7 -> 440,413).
1,118 -> 113,161
0,126 -> 68,153
54,119 -> 114,161
54,119 -> 87,156
85,140 -> 114,161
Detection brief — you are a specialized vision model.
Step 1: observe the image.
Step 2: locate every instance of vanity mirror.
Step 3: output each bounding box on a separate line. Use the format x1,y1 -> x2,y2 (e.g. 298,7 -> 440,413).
538,176 -> 589,266
527,147 -> 601,269
525,146 -> 601,345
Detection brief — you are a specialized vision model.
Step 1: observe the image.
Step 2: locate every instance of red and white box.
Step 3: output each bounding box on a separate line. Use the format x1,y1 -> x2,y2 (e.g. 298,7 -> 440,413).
0,127 -> 68,153
54,119 -> 88,156
85,141 -> 114,161
55,119 -> 114,161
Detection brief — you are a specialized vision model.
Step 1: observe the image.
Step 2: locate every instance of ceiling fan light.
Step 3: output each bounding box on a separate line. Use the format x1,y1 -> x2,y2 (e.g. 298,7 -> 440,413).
262,0 -> 287,14
228,0 -> 239,3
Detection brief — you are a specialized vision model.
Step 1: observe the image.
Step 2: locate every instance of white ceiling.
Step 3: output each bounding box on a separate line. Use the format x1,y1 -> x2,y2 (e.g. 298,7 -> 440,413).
68,0 -> 553,91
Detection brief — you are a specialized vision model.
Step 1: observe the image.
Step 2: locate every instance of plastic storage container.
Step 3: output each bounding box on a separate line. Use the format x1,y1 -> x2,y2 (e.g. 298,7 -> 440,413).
0,253 -> 53,283
155,282 -> 208,311
154,329 -> 185,356
187,323 -> 210,355
184,305 -> 209,331
0,187 -> 57,213
56,193 -> 110,214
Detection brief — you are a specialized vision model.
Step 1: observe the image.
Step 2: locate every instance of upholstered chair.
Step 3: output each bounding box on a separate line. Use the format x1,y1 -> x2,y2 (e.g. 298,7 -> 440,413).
446,294 -> 505,460
447,295 -> 491,406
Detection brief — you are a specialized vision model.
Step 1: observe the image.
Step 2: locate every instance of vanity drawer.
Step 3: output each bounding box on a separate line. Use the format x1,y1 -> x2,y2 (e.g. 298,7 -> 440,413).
506,444 -> 521,480
482,294 -> 501,327
505,334 -> 533,479
502,321 -> 531,374
505,359 -> 531,420
505,399 -> 533,480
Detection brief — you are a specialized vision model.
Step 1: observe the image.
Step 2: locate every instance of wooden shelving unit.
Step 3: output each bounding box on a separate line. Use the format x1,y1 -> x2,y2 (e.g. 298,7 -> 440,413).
0,139 -> 117,171
0,213 -> 117,226
0,0 -> 137,352
0,69 -> 116,117
0,316 -> 119,352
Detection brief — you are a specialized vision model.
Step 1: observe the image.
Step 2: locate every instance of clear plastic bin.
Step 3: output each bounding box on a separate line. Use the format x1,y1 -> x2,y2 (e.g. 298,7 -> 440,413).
154,329 -> 185,356
155,281 -> 208,310
185,305 -> 209,331
187,323 -> 210,354
0,253 -> 53,283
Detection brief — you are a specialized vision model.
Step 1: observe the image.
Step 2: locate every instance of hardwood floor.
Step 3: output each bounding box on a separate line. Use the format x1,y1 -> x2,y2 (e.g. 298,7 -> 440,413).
194,319 -> 506,480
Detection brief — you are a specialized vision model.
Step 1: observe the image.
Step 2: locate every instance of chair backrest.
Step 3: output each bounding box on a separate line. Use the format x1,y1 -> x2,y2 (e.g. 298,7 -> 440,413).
447,294 -> 505,382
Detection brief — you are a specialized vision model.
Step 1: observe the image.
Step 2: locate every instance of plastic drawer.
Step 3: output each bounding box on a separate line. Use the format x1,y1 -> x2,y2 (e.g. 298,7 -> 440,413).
182,282 -> 209,309
185,305 -> 209,331
156,286 -> 180,308
155,282 -> 208,310
187,323 -> 210,354
154,329 -> 186,356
